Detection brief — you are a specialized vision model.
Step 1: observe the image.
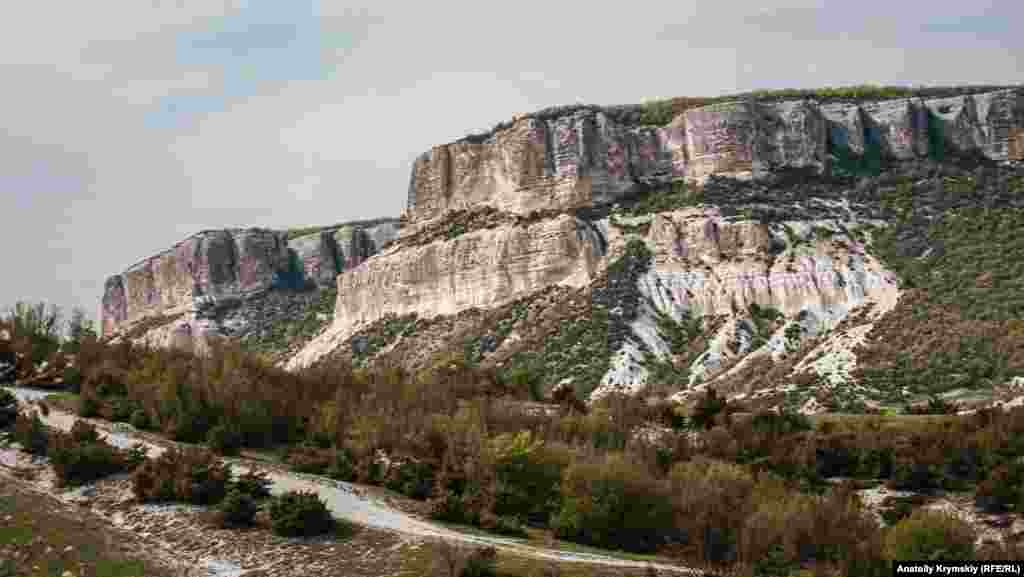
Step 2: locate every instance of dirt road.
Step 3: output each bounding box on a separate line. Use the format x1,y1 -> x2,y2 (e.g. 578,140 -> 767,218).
5,386 -> 703,575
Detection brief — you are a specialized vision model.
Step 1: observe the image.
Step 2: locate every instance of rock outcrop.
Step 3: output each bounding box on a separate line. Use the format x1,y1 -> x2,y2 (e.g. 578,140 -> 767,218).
104,85 -> 1023,407
286,215 -> 606,369
100,220 -> 399,352
405,89 -> 1024,226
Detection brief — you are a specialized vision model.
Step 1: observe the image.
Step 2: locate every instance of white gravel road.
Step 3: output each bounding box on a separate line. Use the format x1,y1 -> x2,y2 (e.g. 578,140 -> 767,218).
4,386 -> 703,575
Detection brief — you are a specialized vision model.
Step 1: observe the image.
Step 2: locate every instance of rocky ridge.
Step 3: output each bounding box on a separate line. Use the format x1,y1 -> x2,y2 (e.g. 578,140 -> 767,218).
105,85 -> 1024,409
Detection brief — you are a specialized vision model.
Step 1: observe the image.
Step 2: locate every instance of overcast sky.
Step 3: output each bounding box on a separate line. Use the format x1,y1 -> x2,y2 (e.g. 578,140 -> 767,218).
2,0 -> 1022,323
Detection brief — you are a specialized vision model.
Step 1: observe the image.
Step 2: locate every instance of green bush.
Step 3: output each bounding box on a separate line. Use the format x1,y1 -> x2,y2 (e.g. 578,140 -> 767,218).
126,443 -> 148,470
553,455 -> 675,553
51,438 -> 125,487
690,387 -> 729,430
131,447 -> 230,505
77,396 -> 99,418
129,409 -> 151,430
13,412 -> 48,456
975,462 -> 1024,513
268,490 -> 336,537
206,423 -> 244,456
430,492 -> 478,526
492,432 -> 566,527
109,397 -> 137,423
884,509 -> 975,561
232,468 -> 273,500
326,449 -> 356,483
0,389 -> 17,429
460,546 -> 497,577
62,366 -> 83,393
217,489 -> 260,528
385,460 -> 435,500
491,515 -> 527,538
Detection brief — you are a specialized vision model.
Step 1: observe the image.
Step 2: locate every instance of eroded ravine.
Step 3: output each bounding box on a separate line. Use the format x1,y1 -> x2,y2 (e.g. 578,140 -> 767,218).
3,386 -> 702,575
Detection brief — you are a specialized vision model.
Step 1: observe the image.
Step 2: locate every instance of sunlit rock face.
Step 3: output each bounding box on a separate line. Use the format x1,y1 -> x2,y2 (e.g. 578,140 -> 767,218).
100,221 -> 400,347
406,89 -> 1023,228
589,207 -> 900,400
100,229 -> 291,338
286,215 -> 607,370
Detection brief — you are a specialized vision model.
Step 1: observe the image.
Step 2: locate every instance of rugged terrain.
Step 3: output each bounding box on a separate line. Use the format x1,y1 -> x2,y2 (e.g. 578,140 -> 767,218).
101,86 -> 1024,411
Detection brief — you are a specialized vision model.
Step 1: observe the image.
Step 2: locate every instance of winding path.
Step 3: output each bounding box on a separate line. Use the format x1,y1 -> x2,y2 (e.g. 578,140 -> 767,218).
4,386 -> 703,575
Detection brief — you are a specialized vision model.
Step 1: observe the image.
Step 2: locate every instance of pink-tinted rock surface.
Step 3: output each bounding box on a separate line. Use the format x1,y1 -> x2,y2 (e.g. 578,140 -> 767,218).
101,229 -> 291,338
407,89 -> 1024,225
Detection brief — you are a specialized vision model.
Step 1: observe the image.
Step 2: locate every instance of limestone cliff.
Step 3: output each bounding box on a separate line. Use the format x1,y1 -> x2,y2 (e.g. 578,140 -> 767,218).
100,220 -> 399,354
289,86 -> 1023,409
405,88 -> 1023,227
105,85 -> 1024,410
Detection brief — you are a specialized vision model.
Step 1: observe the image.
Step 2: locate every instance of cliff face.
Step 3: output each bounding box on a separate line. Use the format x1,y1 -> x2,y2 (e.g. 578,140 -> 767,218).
100,229 -> 291,338
100,220 -> 399,353
286,215 -> 605,369
288,87 -> 1023,408
104,85 -> 1024,409
405,89 -> 1023,226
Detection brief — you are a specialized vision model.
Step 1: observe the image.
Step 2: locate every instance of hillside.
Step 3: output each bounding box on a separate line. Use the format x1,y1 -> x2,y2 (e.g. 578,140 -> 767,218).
100,85 -> 1024,413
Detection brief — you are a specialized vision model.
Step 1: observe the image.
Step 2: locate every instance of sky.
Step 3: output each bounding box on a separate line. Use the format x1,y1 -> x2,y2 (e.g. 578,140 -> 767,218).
1,0 -> 1022,324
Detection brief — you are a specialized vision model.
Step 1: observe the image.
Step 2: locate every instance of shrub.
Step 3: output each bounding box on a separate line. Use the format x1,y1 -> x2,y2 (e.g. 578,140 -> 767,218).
13,412 -> 48,456
217,489 -> 260,528
0,388 -> 17,429
232,468 -> 273,500
491,515 -> 527,538
690,387 -> 729,430
126,443 -> 148,469
884,509 -> 976,561
109,397 -> 137,423
268,490 -> 335,537
326,449 -> 356,483
461,546 -> 497,577
206,423 -> 244,456
553,455 -> 675,553
68,418 -> 100,443
62,366 -> 83,393
975,462 -> 1024,513
51,438 -> 125,487
129,409 -> 151,430
385,460 -> 435,500
492,432 -> 567,527
132,447 -> 230,505
77,395 -> 99,418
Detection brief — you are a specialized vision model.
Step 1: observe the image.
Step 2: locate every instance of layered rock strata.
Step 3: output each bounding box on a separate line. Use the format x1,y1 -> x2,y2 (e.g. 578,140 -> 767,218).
286,215 -> 607,369
406,89 -> 1023,225
100,221 -> 399,349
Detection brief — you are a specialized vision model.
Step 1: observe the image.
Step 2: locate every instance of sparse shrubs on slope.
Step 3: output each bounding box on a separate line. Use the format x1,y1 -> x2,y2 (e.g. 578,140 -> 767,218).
553,454 -> 676,553
49,420 -> 127,487
884,509 -> 976,561
12,412 -> 48,456
0,389 -> 17,429
268,490 -> 338,538
216,489 -> 260,528
132,447 -> 230,505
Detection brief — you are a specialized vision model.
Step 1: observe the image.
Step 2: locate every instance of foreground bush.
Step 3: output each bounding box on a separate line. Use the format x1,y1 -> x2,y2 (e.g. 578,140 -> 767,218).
0,388 -> 17,428
232,468 -> 273,500
268,490 -> 336,537
553,455 -> 675,553
49,420 -> 127,486
13,412 -> 48,455
884,509 -> 976,561
132,447 -> 230,505
217,489 -> 260,527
